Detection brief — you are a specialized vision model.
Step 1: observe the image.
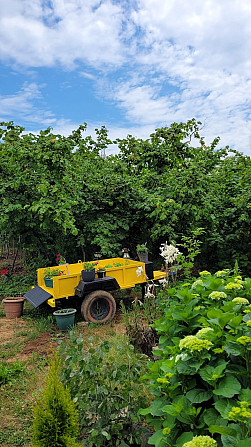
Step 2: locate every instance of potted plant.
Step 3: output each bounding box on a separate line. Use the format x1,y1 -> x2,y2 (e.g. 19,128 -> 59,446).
43,268 -> 65,287
3,296 -> 25,319
82,262 -> 98,282
97,266 -> 106,278
53,308 -> 77,331
137,243 -> 149,263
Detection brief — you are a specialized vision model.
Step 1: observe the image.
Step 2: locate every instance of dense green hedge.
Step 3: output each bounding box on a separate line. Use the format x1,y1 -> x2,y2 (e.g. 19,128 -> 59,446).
0,119 -> 250,273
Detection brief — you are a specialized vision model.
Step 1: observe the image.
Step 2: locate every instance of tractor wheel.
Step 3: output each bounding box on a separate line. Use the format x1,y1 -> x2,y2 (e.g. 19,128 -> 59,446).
81,290 -> 116,324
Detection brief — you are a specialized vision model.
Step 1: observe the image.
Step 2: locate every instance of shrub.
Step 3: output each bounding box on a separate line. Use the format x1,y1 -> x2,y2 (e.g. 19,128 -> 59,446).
139,271 -> 251,447
60,333 -> 151,446
32,352 -> 81,447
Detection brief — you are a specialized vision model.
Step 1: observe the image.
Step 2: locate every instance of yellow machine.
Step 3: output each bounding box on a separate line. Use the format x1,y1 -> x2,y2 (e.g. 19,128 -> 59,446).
24,257 -> 166,323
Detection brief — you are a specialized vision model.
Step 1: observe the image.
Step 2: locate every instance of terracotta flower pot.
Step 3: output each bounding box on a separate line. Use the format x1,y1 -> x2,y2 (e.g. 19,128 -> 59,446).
3,297 -> 25,319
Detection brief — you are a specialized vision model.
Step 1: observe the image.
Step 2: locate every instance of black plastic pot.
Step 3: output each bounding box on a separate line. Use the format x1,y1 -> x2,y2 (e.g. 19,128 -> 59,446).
81,269 -> 95,282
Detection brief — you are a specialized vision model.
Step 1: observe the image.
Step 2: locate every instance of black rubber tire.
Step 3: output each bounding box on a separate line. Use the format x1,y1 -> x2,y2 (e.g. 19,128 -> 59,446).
81,290 -> 116,324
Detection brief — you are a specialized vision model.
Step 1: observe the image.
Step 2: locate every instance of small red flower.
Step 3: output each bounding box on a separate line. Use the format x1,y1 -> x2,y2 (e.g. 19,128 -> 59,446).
1,269 -> 8,275
56,253 -> 61,260
58,271 -> 62,276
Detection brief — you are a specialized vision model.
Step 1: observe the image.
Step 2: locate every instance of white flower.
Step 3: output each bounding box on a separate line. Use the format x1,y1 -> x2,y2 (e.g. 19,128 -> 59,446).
159,277 -> 168,287
160,242 -> 181,265
136,266 -> 143,277
145,284 -> 155,299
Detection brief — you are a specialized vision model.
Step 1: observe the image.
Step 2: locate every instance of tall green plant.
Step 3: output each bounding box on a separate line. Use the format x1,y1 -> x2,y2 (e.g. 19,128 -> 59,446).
32,352 -> 81,447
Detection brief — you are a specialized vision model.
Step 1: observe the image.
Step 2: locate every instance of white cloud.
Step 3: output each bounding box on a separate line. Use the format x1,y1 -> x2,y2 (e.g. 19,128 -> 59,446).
0,0 -> 125,68
0,0 -> 250,155
0,82 -> 56,126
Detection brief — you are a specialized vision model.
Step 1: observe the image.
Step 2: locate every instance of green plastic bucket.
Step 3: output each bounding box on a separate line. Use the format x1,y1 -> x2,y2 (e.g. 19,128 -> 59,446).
53,308 -> 77,331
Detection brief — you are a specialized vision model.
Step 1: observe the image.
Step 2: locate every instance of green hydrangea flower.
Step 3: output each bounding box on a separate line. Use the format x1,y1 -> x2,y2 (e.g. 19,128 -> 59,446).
237,336 -> 251,345
232,297 -> 249,305
225,282 -> 243,290
196,327 -> 214,338
246,320 -> 251,327
213,347 -> 224,354
215,270 -> 230,277
208,291 -> 227,300
228,401 -> 251,421
179,335 -> 212,352
183,435 -> 217,447
162,427 -> 171,435
192,279 -> 204,289
157,377 -> 169,385
199,271 -> 211,276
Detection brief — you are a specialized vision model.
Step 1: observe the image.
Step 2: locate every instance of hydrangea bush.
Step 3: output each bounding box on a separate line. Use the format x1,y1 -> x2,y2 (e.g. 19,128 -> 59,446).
139,271 -> 251,447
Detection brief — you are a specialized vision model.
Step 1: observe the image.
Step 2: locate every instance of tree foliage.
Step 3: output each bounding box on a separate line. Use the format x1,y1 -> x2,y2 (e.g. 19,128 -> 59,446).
0,119 -> 250,273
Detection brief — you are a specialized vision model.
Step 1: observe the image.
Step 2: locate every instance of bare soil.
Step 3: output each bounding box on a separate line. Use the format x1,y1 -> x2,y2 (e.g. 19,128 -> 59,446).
0,311 -> 126,362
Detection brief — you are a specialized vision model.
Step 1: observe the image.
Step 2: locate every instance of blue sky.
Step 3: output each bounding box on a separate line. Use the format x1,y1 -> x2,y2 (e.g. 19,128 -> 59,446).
0,0 -> 250,155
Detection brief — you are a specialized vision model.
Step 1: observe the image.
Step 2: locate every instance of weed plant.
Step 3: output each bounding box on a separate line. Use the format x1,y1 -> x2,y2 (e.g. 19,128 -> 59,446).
0,361 -> 23,385
139,269 -> 251,447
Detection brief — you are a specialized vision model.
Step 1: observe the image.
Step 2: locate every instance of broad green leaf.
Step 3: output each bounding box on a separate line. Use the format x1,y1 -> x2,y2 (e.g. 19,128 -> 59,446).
224,342 -> 243,356
148,430 -> 164,447
243,313 -> 251,323
177,362 -> 197,375
215,399 -> 236,419
214,361 -> 228,376
175,432 -> 193,447
213,376 -> 241,398
162,404 -> 180,417
203,408 -> 227,426
149,398 -> 169,416
186,388 -> 212,403
199,365 -> 215,383
229,316 -> 243,327
236,439 -> 251,447
238,388 -> 251,402
138,407 -> 151,416
209,424 -> 238,437
221,435 -> 238,447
